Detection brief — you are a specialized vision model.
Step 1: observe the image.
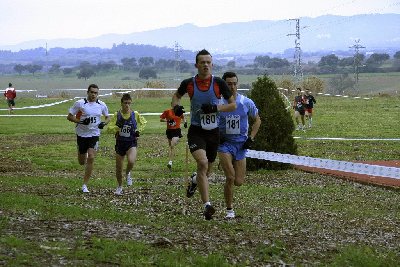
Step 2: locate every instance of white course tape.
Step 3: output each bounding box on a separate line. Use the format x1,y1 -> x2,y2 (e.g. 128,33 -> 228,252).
246,149 -> 400,180
0,112 -> 190,117
0,99 -> 73,110
0,93 -> 113,111
294,137 -> 400,141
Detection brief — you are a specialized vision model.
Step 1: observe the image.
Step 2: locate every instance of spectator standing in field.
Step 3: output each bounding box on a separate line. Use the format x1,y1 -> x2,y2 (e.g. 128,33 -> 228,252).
160,103 -> 188,170
304,89 -> 316,128
218,72 -> 261,219
171,49 -> 236,220
4,83 -> 16,115
67,84 -> 110,193
107,93 -> 146,195
293,87 -> 306,130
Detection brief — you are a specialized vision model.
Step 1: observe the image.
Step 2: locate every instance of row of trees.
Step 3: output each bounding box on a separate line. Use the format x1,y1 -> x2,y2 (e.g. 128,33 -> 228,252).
13,64 -> 43,75
12,56 -> 195,80
11,51 -> 400,81
252,52 -> 400,74
316,52 -> 399,74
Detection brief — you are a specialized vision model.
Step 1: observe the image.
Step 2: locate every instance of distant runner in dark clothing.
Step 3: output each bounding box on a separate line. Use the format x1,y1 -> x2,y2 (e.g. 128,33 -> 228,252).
304,89 -> 316,128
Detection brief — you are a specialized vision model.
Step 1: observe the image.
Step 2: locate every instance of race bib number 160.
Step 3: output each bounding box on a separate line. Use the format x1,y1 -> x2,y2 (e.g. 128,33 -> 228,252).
200,113 -> 218,130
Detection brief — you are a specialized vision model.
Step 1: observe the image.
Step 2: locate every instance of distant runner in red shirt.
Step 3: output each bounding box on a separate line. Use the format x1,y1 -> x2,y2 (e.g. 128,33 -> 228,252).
160,104 -> 187,170
4,83 -> 16,115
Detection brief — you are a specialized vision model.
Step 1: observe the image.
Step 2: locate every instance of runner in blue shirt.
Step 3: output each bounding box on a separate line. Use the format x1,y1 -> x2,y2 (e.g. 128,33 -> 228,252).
171,49 -> 236,220
218,72 -> 261,219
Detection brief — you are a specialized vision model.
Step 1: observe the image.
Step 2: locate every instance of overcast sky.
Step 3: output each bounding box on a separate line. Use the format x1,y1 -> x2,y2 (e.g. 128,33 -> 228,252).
0,0 -> 399,46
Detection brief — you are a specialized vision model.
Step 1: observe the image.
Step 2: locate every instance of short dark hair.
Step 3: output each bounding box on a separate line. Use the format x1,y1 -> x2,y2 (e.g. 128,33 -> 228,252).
8,83 -> 12,87
121,93 -> 132,103
196,49 -> 212,63
222,72 -> 238,81
296,87 -> 302,91
87,84 -> 99,91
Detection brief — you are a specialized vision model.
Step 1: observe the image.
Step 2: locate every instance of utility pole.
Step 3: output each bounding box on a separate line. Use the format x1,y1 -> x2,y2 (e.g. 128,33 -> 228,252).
174,41 -> 182,86
45,42 -> 49,86
349,39 -> 365,94
287,18 -> 303,84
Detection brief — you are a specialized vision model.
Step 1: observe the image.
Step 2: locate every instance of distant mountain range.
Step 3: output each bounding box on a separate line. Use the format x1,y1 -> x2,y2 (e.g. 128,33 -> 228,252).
1,14 -> 399,55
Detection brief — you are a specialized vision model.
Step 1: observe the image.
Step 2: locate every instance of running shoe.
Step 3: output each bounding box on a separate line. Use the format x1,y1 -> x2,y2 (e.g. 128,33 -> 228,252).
225,210 -> 235,219
204,204 -> 216,220
114,186 -> 123,195
82,184 -> 89,193
186,172 -> 197,198
126,172 -> 132,186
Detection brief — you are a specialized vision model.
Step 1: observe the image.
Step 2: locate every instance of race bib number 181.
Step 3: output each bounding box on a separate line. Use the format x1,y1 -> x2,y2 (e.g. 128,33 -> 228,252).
225,115 -> 240,134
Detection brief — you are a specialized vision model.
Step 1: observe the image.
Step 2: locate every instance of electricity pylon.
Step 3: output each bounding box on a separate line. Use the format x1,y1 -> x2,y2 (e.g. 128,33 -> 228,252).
349,39 -> 365,93
174,42 -> 182,85
287,18 -> 303,84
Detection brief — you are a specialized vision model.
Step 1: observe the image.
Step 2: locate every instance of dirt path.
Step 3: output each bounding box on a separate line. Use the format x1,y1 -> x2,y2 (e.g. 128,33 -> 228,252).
295,160 -> 400,188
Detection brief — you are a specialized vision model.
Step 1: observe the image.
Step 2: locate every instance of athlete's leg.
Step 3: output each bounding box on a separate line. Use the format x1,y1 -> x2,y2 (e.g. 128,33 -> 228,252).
78,152 -> 87,165
206,161 -> 214,177
219,152 -> 235,209
7,101 -> 11,115
125,146 -> 137,177
167,139 -> 173,161
233,158 -> 246,186
171,136 -> 180,147
294,111 -> 302,129
115,153 -> 125,187
83,148 -> 96,185
191,149 -> 210,203
300,113 -> 306,128
170,137 -> 180,160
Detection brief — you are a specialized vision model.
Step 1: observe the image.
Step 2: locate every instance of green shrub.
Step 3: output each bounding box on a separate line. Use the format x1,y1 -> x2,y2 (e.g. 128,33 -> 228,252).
302,75 -> 325,93
247,75 -> 297,170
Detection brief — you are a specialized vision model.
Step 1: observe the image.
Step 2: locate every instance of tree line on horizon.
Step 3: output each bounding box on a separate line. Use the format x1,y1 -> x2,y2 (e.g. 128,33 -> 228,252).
1,43 -> 399,95
5,50 -> 400,78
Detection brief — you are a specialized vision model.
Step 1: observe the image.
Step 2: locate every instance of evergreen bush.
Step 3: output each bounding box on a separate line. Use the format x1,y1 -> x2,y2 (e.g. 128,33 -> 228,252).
247,75 -> 297,170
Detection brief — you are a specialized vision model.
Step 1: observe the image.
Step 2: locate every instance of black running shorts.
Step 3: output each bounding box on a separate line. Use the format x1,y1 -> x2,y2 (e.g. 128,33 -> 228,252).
187,125 -> 219,163
166,128 -> 183,140
115,139 -> 137,156
77,135 -> 99,154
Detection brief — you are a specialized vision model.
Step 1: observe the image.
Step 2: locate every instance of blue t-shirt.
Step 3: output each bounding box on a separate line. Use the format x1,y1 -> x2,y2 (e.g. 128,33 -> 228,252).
190,76 -> 221,129
218,94 -> 258,143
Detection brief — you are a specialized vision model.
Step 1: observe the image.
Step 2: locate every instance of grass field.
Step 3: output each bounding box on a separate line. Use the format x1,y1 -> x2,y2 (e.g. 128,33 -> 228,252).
1,71 -> 400,95
0,91 -> 399,266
